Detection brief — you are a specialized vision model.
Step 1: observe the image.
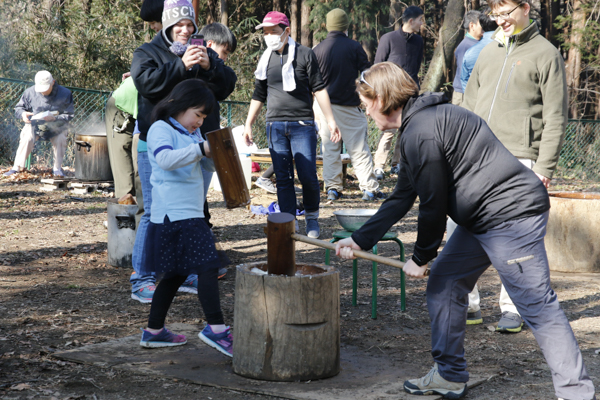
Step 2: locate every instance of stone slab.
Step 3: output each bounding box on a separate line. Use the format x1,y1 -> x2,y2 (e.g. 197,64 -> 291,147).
53,323 -> 487,400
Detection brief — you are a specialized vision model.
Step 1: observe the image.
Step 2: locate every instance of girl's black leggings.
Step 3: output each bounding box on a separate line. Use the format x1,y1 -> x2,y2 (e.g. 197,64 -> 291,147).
147,268 -> 224,329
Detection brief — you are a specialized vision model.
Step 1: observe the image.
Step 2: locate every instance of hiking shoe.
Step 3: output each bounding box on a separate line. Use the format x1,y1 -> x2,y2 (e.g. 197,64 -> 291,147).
496,311 -> 523,333
131,285 -> 156,304
140,327 -> 187,348
390,165 -> 400,175
3,169 -> 19,177
255,177 -> 277,193
374,168 -> 384,180
404,364 -> 467,399
218,267 -> 227,279
467,310 -> 483,325
199,325 -> 233,357
53,168 -> 65,177
178,277 -> 198,294
327,189 -> 342,200
306,219 -> 320,239
362,190 -> 387,201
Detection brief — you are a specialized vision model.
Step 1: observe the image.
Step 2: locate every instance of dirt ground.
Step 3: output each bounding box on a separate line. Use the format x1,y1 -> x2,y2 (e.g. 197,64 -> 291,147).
0,167 -> 599,400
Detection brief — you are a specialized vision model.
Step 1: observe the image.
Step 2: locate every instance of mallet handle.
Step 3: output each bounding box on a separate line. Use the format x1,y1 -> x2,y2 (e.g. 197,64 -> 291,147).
291,233 -> 407,269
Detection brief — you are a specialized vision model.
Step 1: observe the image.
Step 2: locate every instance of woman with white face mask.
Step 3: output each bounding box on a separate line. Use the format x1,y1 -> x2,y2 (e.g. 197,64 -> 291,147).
243,11 -> 340,239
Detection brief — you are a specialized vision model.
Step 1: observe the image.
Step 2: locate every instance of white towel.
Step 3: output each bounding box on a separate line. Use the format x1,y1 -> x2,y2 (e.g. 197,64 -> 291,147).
254,37 -> 296,92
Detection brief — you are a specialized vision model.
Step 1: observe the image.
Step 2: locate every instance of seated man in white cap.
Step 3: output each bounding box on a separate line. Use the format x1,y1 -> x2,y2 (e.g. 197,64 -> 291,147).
5,70 -> 74,177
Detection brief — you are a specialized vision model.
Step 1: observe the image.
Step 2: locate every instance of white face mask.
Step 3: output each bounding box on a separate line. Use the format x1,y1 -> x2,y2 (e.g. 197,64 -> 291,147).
264,30 -> 286,51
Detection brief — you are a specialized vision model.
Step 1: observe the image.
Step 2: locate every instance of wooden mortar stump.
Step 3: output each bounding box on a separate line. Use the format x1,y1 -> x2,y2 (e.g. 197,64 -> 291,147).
233,262 -> 340,381
546,192 -> 600,273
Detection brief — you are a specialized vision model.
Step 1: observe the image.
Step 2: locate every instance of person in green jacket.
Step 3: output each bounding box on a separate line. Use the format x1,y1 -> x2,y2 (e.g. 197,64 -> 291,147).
462,0 -> 568,333
105,76 -> 139,199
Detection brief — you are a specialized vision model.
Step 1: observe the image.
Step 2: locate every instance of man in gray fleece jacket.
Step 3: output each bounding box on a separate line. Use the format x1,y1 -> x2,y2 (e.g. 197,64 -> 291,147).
462,0 -> 567,333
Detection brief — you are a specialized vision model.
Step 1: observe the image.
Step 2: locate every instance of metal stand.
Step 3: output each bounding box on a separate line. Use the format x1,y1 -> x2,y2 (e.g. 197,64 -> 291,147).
325,230 -> 405,319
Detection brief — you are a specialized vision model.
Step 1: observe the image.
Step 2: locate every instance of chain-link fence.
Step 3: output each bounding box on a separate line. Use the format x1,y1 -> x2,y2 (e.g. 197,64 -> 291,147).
2,77 -> 600,180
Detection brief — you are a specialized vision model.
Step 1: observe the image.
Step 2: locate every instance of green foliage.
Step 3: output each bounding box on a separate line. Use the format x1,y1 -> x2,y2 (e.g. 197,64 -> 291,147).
307,0 -> 390,44
0,0 -> 146,91
228,16 -> 264,101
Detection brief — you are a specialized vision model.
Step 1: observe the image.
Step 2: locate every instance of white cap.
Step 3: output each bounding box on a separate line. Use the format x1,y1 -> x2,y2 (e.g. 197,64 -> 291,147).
35,71 -> 54,92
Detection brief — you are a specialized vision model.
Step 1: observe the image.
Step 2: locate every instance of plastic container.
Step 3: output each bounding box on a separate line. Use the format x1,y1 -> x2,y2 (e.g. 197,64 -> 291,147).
107,199 -> 137,267
239,154 -> 252,190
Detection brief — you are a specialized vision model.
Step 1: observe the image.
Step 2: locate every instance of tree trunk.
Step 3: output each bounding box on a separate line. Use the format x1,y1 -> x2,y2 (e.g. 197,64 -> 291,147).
471,0 -> 480,10
389,0 -> 402,30
597,44 -> 600,120
273,0 -> 283,12
205,0 -> 216,24
566,0 -> 585,118
361,18 -> 377,63
192,0 -> 201,25
540,0 -> 560,46
421,0 -> 465,92
220,0 -> 228,25
300,0 -> 312,47
291,0 -> 299,42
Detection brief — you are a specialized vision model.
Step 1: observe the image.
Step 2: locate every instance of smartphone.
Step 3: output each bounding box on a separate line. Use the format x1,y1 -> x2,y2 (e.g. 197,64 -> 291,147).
189,34 -> 204,46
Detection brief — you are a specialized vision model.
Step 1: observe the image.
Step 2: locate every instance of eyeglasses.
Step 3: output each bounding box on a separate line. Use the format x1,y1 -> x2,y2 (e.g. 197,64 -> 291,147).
488,4 -> 520,21
360,70 -> 374,90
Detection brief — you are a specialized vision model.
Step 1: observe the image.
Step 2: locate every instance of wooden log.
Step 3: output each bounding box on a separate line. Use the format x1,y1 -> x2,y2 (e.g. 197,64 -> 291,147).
546,192 -> 600,273
233,262 -> 340,381
205,127 -> 250,209
266,213 -> 296,276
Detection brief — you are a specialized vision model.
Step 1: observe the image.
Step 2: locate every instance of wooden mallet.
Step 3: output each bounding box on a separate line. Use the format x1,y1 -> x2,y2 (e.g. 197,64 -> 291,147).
265,213 -> 429,276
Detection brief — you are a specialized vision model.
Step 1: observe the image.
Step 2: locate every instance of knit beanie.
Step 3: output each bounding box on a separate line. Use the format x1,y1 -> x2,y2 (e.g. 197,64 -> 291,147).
161,0 -> 198,44
326,8 -> 349,32
140,0 -> 164,23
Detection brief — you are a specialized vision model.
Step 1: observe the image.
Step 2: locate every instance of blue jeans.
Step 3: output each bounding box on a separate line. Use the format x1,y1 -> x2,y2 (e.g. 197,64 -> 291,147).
130,151 -> 156,292
130,150 -> 198,292
267,121 -> 319,220
428,212 -> 595,399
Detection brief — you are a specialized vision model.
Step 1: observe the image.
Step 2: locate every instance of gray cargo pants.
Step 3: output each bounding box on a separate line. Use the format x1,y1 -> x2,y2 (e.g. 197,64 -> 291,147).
427,211 -> 595,399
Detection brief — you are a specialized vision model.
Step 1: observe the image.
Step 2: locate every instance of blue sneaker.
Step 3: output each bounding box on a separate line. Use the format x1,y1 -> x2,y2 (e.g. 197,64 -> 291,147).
3,169 -> 19,177
140,327 -> 187,348
306,219 -> 320,239
178,277 -> 198,294
362,190 -> 387,201
198,325 -> 233,357
53,168 -> 65,177
131,285 -> 155,304
327,189 -> 342,200
390,165 -> 400,175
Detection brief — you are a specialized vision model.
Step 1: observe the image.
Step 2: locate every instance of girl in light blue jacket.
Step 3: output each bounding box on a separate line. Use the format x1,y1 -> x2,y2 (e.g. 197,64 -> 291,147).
138,79 -> 232,357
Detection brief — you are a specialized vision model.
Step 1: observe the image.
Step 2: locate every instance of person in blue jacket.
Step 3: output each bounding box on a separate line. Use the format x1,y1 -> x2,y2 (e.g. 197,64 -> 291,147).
460,9 -> 498,89
138,79 -> 232,357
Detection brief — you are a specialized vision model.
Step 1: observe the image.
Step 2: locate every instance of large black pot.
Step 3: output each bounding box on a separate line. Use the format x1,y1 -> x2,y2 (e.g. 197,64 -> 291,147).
74,132 -> 113,181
